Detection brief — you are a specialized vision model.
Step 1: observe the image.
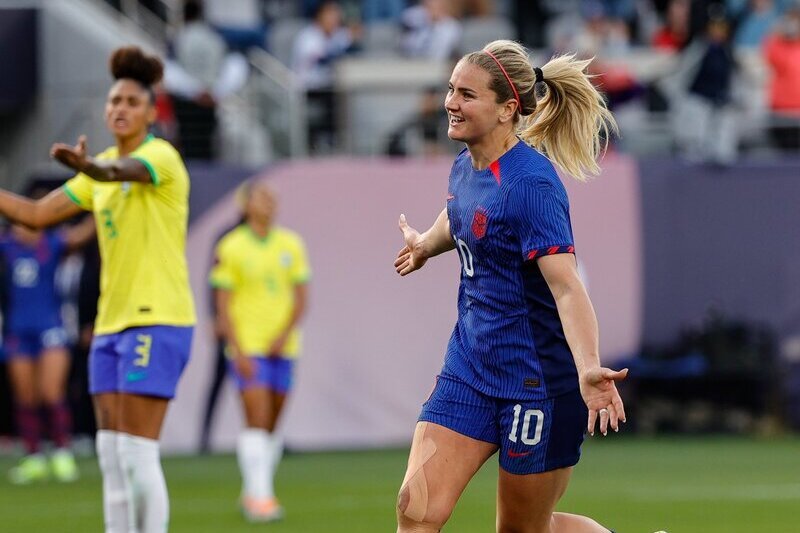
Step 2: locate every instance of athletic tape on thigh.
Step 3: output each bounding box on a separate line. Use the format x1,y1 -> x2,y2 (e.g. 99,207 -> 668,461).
399,422 -> 437,522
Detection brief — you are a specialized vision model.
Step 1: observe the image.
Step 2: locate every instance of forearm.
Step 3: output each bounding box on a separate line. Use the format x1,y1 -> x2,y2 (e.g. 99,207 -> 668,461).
421,208 -> 455,258
276,286 -> 308,339
553,283 -> 601,376
215,291 -> 242,354
0,190 -> 41,228
0,189 -> 77,229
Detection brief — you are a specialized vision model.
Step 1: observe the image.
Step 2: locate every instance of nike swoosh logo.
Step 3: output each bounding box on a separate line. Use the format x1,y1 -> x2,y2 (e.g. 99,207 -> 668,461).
507,450 -> 532,458
125,371 -> 148,382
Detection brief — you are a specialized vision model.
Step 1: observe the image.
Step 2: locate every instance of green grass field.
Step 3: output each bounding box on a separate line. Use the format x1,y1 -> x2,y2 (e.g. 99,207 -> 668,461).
0,436 -> 798,532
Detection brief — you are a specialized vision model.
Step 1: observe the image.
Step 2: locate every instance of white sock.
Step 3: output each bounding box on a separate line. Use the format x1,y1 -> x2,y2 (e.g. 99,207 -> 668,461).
264,432 -> 283,499
96,430 -> 131,533
237,428 -> 269,500
119,433 -> 169,533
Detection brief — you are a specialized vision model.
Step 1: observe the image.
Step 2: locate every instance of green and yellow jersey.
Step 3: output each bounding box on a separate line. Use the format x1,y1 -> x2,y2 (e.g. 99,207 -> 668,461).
209,224 -> 310,359
64,134 -> 196,335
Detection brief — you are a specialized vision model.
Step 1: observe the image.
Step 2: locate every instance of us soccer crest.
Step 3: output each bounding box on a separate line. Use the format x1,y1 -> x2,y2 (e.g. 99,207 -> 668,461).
471,208 -> 488,239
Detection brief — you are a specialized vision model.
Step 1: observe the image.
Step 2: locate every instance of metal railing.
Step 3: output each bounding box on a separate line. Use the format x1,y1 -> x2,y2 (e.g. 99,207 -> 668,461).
247,48 -> 307,159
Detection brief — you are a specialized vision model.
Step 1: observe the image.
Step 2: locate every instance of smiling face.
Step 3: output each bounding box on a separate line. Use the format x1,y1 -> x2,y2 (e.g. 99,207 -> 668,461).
445,61 -> 514,145
104,79 -> 156,142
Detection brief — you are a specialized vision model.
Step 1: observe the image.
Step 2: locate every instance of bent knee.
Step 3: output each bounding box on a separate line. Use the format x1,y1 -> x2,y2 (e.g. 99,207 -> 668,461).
396,484 -> 452,531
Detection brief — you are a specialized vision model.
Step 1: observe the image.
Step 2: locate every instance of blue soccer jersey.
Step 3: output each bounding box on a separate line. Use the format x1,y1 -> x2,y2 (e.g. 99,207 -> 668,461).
442,141 -> 578,401
0,230 -> 66,333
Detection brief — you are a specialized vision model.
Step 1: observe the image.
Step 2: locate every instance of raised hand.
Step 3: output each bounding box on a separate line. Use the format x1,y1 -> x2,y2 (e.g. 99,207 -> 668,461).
50,135 -> 89,173
580,367 -> 628,436
394,214 -> 428,276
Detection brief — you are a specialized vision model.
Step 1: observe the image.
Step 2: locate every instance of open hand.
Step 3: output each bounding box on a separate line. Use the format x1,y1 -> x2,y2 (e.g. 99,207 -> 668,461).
580,367 -> 628,436
394,214 -> 428,276
50,135 -> 89,173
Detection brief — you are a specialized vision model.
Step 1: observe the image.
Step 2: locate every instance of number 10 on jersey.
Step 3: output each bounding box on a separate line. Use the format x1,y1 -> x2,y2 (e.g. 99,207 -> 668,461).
455,237 -> 474,277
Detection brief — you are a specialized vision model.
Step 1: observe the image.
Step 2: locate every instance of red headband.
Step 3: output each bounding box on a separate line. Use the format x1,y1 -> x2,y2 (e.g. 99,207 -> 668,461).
484,50 -> 521,111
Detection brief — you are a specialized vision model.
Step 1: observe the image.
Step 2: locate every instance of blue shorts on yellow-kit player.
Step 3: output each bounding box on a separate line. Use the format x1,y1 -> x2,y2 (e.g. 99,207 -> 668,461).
209,224 -> 311,387
63,134 -> 196,391
89,325 -> 193,399
228,356 -> 295,394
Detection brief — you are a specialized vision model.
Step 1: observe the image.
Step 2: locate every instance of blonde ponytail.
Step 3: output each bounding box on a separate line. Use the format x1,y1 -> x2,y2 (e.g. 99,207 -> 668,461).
518,54 -> 617,182
465,41 -> 617,182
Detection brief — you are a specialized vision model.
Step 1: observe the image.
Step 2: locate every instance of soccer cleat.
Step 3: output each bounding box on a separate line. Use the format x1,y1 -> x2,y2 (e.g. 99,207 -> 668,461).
50,449 -> 79,482
8,454 -> 49,485
241,497 -> 284,523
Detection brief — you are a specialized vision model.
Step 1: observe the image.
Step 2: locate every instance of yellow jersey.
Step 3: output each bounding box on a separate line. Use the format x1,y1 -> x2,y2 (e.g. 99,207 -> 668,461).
64,134 -> 196,335
209,224 -> 310,358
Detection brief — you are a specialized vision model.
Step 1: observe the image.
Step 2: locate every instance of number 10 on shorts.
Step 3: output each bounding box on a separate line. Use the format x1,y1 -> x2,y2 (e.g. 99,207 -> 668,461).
508,405 -> 544,445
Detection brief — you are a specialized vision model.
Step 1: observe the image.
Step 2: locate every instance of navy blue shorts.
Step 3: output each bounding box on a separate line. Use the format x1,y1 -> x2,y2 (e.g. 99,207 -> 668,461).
228,356 -> 295,394
89,325 -> 193,399
5,326 -> 68,358
419,374 -> 588,475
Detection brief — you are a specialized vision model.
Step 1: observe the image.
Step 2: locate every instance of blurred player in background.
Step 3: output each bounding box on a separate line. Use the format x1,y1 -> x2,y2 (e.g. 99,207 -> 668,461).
210,180 -> 310,523
394,40 -> 628,532
0,46 -> 195,533
1,192 -> 95,485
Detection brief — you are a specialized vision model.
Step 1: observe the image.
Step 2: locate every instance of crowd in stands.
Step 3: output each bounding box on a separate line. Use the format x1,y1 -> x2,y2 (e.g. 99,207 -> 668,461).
103,0 -> 800,160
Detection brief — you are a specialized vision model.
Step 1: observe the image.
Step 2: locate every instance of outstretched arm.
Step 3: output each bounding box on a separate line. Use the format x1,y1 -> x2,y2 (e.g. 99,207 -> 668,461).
394,208 -> 455,276
50,135 -> 152,184
0,188 -> 83,230
538,253 -> 628,436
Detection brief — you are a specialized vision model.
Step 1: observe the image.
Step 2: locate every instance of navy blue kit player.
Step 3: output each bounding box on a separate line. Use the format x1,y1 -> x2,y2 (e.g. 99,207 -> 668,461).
394,40 -> 628,533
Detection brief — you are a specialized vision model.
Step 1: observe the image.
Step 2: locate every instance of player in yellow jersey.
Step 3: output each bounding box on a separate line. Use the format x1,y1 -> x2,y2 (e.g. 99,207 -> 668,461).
0,47 -> 194,533
210,180 -> 310,523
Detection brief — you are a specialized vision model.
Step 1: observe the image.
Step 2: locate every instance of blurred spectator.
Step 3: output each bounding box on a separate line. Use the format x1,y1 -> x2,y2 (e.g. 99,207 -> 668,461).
291,1 -> 361,152
400,0 -> 462,60
385,87 -> 449,157
764,7 -> 800,150
672,16 -> 739,164
733,0 -> 781,48
451,0 -> 494,17
167,0 -> 227,159
362,0 -> 406,22
652,0 -> 690,52
204,0 -> 267,51
164,0 -> 250,160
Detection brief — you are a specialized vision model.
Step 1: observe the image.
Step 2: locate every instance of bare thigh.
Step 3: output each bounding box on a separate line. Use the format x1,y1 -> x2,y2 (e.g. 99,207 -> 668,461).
93,393 -> 170,439
265,390 -> 287,432
37,348 -> 70,405
397,422 -> 497,532
240,387 -> 270,429
496,466 -> 573,533
7,357 -> 37,406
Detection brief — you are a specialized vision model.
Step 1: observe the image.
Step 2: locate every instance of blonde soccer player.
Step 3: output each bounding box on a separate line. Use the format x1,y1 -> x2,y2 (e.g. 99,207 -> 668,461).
210,180 -> 310,523
394,40 -> 628,532
0,46 -> 195,533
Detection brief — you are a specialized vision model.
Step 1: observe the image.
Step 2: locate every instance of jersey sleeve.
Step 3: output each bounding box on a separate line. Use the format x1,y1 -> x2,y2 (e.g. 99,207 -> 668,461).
209,239 -> 236,290
63,174 -> 95,211
130,139 -> 180,187
289,235 -> 311,284
506,178 -> 574,261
